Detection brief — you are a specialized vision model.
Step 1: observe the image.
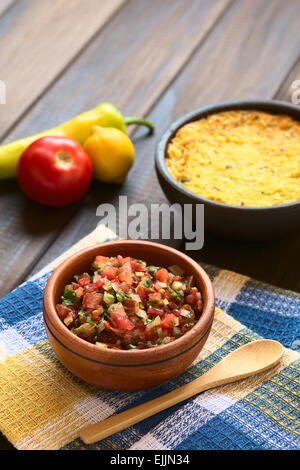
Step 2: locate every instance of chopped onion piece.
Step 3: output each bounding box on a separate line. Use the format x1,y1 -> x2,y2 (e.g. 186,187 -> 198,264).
131,293 -> 141,303
103,278 -> 112,290
96,342 -> 108,348
180,309 -> 191,317
172,281 -> 184,291
157,327 -> 163,338
93,271 -> 102,283
97,321 -> 106,333
111,282 -> 122,292
156,281 -> 167,288
148,315 -> 161,328
136,309 -> 148,320
173,326 -> 181,336
108,301 -> 123,312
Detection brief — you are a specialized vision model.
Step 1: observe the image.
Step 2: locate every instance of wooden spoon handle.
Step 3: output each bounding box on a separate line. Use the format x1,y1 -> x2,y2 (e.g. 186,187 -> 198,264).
79,373 -> 219,444
79,339 -> 284,444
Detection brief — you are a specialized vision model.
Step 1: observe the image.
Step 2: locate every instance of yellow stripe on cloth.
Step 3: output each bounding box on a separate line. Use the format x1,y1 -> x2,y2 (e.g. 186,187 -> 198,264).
0,340 -> 100,445
15,409 -> 88,450
199,307 -> 244,360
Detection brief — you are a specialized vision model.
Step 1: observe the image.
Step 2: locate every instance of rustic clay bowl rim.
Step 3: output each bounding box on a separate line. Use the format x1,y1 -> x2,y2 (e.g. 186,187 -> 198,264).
156,99 -> 300,211
43,240 -> 215,366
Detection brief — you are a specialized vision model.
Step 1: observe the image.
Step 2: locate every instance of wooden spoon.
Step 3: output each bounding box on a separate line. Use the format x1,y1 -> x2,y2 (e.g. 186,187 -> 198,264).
79,339 -> 283,444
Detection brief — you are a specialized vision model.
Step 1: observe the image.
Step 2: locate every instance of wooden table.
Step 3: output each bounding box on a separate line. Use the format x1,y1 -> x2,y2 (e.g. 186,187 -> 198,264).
0,0 -> 299,450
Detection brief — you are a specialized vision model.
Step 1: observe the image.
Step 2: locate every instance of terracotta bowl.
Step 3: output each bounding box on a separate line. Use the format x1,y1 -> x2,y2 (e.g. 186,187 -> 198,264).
43,240 -> 215,390
155,99 -> 300,240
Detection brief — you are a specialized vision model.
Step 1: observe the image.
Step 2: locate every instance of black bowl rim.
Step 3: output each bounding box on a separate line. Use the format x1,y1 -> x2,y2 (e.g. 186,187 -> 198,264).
155,99 -> 300,212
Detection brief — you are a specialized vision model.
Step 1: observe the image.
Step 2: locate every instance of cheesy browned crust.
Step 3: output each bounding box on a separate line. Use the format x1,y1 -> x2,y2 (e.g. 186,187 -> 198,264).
166,110 -> 300,207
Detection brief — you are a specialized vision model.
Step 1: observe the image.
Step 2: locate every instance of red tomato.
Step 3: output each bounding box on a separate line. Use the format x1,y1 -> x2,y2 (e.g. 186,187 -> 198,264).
185,289 -> 202,307
117,256 -> 131,265
137,285 -> 147,306
153,282 -> 164,292
75,287 -> 84,298
161,313 -> 177,329
94,279 -> 105,290
131,261 -> 147,272
118,262 -> 133,285
95,255 -> 110,263
148,292 -> 162,304
17,136 -> 92,207
155,268 -> 169,283
147,306 -> 165,317
110,307 -> 134,330
56,304 -> 73,320
119,281 -> 131,294
144,325 -> 157,342
78,278 -> 90,288
101,267 -> 118,280
82,292 -> 103,309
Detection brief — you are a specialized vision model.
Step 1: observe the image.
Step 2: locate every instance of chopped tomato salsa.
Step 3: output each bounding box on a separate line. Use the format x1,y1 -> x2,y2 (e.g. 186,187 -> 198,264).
56,255 -> 203,350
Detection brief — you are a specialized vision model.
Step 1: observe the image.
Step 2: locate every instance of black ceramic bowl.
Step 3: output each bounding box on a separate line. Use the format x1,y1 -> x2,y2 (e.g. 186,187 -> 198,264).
155,100 -> 300,240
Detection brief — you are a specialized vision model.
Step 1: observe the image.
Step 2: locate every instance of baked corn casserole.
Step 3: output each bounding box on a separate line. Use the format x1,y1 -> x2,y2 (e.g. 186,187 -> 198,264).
166,110 -> 300,207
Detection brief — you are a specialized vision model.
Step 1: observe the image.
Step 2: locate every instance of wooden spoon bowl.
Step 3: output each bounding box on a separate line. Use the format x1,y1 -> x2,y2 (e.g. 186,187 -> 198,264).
79,339 -> 284,444
43,240 -> 215,390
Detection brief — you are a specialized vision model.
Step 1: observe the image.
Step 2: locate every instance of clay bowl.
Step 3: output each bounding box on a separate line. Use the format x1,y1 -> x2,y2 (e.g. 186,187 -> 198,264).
155,99 -> 300,240
43,240 -> 215,390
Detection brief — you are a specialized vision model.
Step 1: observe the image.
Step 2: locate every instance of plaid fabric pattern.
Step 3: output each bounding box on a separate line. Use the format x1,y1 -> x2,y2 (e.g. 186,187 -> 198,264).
0,225 -> 299,450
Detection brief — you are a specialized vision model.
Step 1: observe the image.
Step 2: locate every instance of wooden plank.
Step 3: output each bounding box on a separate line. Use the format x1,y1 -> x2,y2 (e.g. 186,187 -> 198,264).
0,0 -> 232,297
1,0 -> 231,145
29,0 -> 300,294
0,0 -> 126,140
0,0 -> 16,17
193,58 -> 300,292
275,55 -> 300,102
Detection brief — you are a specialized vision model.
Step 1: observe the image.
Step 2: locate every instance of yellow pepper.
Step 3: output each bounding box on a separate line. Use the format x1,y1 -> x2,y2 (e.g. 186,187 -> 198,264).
0,103 -> 154,179
84,126 -> 135,184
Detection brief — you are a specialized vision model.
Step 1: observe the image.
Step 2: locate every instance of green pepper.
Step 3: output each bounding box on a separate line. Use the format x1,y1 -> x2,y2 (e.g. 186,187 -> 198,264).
0,102 -> 155,179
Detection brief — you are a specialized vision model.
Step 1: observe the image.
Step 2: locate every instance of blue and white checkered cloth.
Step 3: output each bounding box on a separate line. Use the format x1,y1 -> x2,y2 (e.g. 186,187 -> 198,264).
0,226 -> 299,450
